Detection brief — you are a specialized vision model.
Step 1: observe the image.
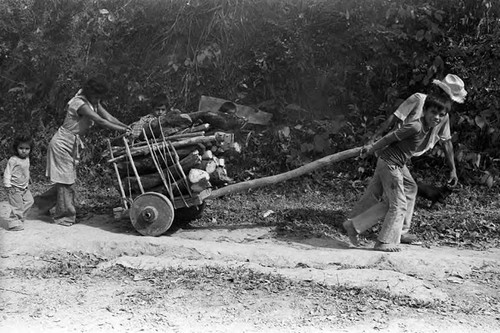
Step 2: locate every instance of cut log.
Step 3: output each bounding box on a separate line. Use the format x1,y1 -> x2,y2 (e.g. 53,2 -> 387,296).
121,150 -> 201,193
172,146 -> 204,159
182,123 -> 210,133
121,173 -> 165,193
188,168 -> 210,184
210,166 -> 233,187
161,126 -> 183,137
117,155 -> 168,176
165,131 -> 205,140
108,134 -> 227,163
109,139 -> 197,159
199,159 -> 217,174
201,150 -> 213,160
208,147 -> 363,199
191,178 -> 211,193
116,147 -> 202,176
166,151 -> 202,178
148,178 -> 189,197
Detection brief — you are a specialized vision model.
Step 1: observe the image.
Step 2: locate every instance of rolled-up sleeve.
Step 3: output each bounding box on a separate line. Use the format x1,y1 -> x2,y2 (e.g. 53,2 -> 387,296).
437,115 -> 452,141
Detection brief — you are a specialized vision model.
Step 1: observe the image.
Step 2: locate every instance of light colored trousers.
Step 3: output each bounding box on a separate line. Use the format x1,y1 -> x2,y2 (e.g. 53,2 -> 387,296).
8,187 -> 34,227
349,158 -> 418,244
34,183 -> 76,225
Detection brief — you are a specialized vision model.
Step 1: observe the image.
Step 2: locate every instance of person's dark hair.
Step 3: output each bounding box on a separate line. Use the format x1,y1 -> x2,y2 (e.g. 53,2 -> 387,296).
218,101 -> 236,113
424,94 -> 452,114
82,76 -> 109,97
151,93 -> 169,109
12,133 -> 33,155
429,83 -> 454,102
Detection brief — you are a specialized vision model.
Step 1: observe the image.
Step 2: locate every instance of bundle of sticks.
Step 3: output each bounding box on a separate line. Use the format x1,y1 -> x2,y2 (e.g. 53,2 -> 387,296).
106,112 -> 239,202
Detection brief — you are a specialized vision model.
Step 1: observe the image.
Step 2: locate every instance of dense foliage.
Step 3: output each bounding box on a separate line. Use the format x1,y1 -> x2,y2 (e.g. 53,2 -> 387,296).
0,0 -> 499,184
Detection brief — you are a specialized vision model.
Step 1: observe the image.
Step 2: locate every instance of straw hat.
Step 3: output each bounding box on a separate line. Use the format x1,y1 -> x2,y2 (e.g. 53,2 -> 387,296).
432,74 -> 467,104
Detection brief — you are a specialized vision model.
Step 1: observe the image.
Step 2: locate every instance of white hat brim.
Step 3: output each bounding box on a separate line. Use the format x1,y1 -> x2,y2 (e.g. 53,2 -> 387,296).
432,79 -> 467,104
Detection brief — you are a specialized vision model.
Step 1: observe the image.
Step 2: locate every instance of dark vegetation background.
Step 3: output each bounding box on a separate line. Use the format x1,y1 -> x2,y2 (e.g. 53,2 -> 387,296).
0,0 -> 499,246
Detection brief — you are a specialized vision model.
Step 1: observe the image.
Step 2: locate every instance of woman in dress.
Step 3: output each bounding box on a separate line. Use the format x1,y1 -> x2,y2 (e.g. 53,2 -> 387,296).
34,76 -> 131,226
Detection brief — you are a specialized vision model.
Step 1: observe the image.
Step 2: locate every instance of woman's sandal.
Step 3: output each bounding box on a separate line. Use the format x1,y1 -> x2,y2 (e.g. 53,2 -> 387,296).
9,225 -> 24,231
374,241 -> 401,252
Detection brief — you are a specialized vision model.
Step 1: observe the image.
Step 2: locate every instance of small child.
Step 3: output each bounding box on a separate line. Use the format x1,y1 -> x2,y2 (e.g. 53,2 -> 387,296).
3,134 -> 34,231
129,94 -> 170,139
343,95 -> 451,252
151,93 -> 169,117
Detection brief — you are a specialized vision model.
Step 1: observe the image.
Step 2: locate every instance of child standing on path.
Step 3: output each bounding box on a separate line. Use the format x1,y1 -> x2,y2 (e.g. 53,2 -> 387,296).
3,134 -> 34,231
343,95 -> 451,252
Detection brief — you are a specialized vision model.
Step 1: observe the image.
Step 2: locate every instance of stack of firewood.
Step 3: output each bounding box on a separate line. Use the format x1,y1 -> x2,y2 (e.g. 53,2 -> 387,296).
106,110 -> 239,200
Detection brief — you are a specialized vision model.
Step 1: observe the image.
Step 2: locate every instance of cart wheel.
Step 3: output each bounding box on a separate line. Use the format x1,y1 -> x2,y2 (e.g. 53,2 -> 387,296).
130,192 -> 174,236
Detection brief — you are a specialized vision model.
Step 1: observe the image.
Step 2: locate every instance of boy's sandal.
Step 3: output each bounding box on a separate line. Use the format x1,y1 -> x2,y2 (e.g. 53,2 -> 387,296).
8,220 -> 24,231
400,233 -> 418,244
9,225 -> 24,231
374,241 -> 401,252
53,220 -> 74,227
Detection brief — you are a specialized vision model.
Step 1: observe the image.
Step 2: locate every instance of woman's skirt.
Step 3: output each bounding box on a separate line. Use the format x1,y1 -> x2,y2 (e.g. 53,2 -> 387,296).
46,127 -> 79,184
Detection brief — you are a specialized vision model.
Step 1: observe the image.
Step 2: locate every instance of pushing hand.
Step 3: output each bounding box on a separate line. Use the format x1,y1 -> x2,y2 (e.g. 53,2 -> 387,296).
124,127 -> 134,137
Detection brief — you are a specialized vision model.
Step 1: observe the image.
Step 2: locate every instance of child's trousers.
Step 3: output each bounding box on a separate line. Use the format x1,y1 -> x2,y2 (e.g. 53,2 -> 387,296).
350,158 -> 416,244
348,158 -> 418,238
8,187 -> 34,229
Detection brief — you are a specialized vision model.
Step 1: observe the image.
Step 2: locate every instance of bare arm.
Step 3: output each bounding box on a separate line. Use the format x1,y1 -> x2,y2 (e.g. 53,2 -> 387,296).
442,140 -> 458,186
96,103 -> 130,129
77,104 -> 129,132
368,114 -> 399,144
365,132 -> 399,156
364,122 -> 419,157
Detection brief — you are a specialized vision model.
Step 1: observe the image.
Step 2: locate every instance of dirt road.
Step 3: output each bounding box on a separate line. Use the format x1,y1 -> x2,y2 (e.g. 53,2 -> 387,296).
0,201 -> 499,333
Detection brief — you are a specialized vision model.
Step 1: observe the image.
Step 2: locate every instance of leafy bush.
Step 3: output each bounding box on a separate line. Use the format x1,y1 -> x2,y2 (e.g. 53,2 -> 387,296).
0,0 -> 499,184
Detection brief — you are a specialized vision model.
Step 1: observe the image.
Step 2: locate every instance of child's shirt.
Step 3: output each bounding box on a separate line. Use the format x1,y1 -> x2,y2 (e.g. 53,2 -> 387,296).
379,120 -> 431,167
61,90 -> 97,135
130,114 -> 158,139
393,93 -> 451,156
3,156 -> 30,189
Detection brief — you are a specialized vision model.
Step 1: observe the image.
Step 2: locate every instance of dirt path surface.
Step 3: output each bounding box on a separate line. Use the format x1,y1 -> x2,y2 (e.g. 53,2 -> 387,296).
0,201 -> 499,333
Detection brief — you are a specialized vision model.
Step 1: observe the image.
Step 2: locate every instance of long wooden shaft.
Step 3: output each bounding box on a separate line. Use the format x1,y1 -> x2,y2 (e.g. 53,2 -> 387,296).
166,131 -> 205,140
143,129 -> 173,200
107,139 -> 129,209
123,137 -> 145,194
208,147 -> 363,199
168,142 -> 193,197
